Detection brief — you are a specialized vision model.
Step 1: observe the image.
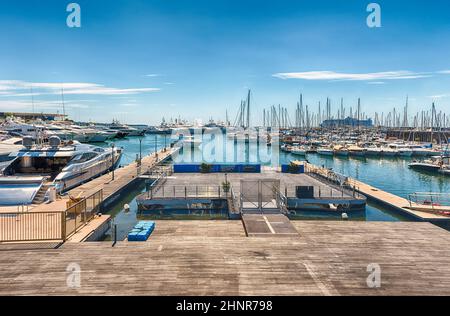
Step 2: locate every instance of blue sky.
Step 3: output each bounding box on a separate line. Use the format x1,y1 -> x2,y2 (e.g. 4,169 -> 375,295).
0,0 -> 449,124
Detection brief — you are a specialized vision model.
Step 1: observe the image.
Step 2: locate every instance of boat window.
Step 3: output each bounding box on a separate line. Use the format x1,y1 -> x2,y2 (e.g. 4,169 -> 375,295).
68,152 -> 98,164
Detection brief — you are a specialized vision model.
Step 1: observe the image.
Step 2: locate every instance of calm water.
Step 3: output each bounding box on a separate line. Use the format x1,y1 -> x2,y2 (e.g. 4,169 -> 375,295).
99,134 -> 448,233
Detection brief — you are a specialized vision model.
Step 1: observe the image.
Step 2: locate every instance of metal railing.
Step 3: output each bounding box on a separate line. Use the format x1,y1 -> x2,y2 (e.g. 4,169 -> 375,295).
276,190 -> 289,214
280,184 -> 360,200
407,192 -> 450,211
304,163 -> 364,199
0,211 -> 64,242
145,185 -> 227,199
65,190 -> 103,238
227,186 -> 239,214
0,189 -> 103,243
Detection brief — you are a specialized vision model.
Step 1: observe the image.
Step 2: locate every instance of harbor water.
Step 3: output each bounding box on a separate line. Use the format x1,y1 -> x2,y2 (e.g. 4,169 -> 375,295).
99,134 -> 448,239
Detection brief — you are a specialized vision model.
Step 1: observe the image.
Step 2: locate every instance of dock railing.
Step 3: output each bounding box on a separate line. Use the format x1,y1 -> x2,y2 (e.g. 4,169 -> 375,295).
145,185 -> 227,199
0,211 -> 65,242
0,189 -> 103,243
304,163 -> 364,199
64,189 -> 103,239
227,186 -> 239,214
407,192 -> 450,212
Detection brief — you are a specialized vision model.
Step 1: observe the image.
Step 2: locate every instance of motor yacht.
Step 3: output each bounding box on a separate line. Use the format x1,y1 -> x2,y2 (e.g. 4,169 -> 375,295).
0,136 -> 122,205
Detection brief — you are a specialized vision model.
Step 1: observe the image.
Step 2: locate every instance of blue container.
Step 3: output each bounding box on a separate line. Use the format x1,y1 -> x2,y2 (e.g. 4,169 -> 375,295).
281,164 -> 305,174
173,164 -> 261,173
128,221 -> 155,242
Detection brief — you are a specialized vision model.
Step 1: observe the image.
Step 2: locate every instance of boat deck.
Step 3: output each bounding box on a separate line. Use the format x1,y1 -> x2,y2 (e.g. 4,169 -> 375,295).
1,221 -> 450,295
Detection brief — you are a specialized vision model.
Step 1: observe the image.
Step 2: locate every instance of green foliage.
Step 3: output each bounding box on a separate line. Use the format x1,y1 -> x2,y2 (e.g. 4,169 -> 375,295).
200,163 -> 212,173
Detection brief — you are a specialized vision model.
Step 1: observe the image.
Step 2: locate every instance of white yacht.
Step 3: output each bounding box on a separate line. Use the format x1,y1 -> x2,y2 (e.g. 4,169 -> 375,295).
0,136 -> 122,202
1,119 -> 47,139
348,145 -> 366,157
69,125 -> 110,143
388,143 -> 413,157
317,147 -> 334,156
109,120 -> 145,137
291,146 -> 307,156
333,145 -> 349,157
408,144 -> 440,157
365,147 -> 383,157
409,156 -> 449,175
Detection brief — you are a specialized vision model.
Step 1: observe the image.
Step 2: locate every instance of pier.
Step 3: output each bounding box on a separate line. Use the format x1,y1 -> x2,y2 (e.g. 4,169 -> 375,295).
2,220 -> 450,295
348,178 -> 450,223
304,162 -> 450,224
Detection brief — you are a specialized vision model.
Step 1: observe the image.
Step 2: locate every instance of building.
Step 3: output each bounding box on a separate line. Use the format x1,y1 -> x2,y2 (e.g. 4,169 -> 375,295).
321,117 -> 373,128
0,112 -> 66,121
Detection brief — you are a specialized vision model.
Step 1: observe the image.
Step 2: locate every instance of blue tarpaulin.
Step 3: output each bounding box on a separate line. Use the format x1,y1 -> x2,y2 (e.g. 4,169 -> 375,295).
174,164 -> 261,173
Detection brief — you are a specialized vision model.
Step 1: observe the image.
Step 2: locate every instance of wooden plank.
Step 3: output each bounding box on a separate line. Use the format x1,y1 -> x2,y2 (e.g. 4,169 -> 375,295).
242,214 -> 299,237
0,221 -> 450,295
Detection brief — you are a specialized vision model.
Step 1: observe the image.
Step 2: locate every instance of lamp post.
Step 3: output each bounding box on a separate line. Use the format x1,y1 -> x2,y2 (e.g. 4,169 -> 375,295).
111,143 -> 115,181
154,135 -> 158,161
138,136 -> 143,166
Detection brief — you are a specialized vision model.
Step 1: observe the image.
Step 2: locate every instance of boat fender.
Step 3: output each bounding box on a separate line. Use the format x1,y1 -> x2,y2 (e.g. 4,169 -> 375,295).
124,204 -> 130,213
341,213 -> 349,220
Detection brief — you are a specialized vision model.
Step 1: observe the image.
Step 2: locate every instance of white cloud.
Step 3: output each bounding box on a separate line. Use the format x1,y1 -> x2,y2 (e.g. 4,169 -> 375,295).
0,80 -> 160,96
0,100 -> 90,111
367,81 -> 386,85
437,70 -> 450,74
272,70 -> 430,81
427,94 -> 450,99
143,74 -> 160,77
62,87 -> 159,95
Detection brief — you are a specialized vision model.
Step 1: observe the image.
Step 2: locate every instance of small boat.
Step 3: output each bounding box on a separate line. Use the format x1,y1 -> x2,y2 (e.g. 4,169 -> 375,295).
348,145 -> 366,157
408,145 -> 440,157
408,156 -> 449,173
389,144 -> 413,157
381,147 -> 397,157
280,144 -> 292,152
365,147 -> 383,157
317,147 -> 334,156
333,145 -> 349,157
291,146 -> 307,156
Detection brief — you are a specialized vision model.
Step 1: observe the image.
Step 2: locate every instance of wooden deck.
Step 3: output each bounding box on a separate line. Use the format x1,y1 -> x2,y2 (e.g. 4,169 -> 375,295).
1,221 -> 450,295
242,214 -> 299,237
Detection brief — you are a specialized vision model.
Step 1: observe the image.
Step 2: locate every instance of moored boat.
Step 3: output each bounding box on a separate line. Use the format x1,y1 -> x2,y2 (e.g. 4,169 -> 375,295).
348,145 -> 366,157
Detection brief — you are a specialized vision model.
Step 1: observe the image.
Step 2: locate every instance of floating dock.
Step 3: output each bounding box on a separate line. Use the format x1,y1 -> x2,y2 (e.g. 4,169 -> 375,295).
348,178 -> 450,223
136,170 -> 366,217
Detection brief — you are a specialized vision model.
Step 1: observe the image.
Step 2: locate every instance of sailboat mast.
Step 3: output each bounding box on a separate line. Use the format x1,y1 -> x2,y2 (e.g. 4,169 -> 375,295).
246,89 -> 250,129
